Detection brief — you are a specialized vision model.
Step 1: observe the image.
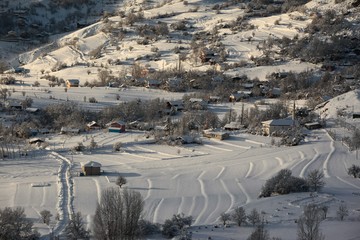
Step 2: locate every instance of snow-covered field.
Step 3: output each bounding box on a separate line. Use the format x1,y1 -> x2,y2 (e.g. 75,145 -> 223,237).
0,0 -> 359,238
1,126 -> 360,239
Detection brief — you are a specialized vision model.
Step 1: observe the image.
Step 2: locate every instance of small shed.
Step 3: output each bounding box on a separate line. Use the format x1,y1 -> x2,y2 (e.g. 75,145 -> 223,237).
304,122 -> 322,130
29,138 -> 44,144
81,161 -> 102,176
108,120 -> 126,133
203,129 -> 230,140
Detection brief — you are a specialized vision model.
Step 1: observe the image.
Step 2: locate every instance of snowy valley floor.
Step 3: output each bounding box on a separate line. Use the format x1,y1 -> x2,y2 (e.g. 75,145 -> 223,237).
0,129 -> 359,239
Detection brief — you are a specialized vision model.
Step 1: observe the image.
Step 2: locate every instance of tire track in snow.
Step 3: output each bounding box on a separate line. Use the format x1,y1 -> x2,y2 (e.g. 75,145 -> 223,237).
323,140 -> 335,178
299,148 -> 320,178
236,178 -> 251,204
194,171 -> 208,225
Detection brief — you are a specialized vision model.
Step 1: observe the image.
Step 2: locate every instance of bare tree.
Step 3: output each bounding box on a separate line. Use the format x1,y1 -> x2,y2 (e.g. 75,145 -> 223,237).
248,208 -> 261,226
306,169 -> 325,192
232,206 -> 247,227
297,204 -> 324,240
247,220 -> 270,240
337,204 -> 349,221
321,206 -> 329,219
65,212 -> 90,240
40,210 -> 52,225
220,212 -> 231,226
116,175 -> 127,188
0,207 -> 40,239
92,187 -> 144,240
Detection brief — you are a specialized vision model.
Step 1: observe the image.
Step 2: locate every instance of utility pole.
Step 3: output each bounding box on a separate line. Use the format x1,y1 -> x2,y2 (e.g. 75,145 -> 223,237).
240,103 -> 244,125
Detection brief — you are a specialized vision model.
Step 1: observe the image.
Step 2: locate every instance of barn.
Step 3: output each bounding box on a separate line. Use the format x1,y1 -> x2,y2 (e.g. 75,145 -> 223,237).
81,161 -> 102,176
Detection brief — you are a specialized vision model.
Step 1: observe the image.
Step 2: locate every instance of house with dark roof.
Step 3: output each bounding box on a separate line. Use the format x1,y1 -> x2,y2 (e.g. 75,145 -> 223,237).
261,118 -> 298,136
66,79 -> 80,88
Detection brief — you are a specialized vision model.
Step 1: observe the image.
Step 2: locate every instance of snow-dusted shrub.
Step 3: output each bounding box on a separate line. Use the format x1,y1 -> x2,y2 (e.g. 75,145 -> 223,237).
162,213 -> 193,238
138,219 -> 161,236
348,164 -> 360,178
259,169 -> 309,197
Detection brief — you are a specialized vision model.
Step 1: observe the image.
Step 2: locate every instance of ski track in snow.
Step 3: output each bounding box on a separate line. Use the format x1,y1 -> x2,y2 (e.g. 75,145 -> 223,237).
92,178 -> 102,204
194,171 -> 208,225
152,198 -> 164,223
144,179 -> 152,201
41,186 -> 46,207
202,143 -> 233,152
220,179 -> 236,213
215,167 -> 226,180
299,148 -> 320,178
289,150 -> 308,171
177,196 -> 185,215
135,145 -> 180,158
275,157 -> 284,167
236,178 -> 251,204
323,140 -> 335,178
245,162 -> 254,179
336,177 -> 360,190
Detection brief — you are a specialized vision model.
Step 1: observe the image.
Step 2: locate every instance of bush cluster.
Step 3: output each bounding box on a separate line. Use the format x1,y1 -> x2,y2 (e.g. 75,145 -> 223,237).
259,169 -> 309,197
162,213 -> 193,238
348,164 -> 360,178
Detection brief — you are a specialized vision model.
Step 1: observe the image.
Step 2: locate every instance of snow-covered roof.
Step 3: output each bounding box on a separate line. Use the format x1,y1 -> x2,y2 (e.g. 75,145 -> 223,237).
81,161 -> 101,167
262,118 -> 297,126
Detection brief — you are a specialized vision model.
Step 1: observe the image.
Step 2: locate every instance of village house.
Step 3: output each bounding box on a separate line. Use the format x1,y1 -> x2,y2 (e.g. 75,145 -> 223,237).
203,129 -> 230,140
224,122 -> 244,131
66,79 -> 80,88
146,79 -> 162,88
60,127 -> 80,134
5,101 -> 22,110
189,98 -> 208,110
208,96 -> 221,104
304,122 -> 322,130
166,100 -> 184,112
86,121 -> 101,131
81,161 -> 102,176
107,120 -> 126,133
229,91 -> 252,102
261,118 -> 298,136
